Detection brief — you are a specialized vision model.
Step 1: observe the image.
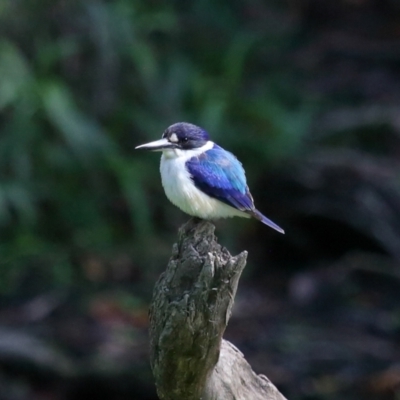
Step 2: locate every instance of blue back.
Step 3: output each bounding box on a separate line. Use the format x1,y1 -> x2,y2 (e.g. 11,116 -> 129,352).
186,144 -> 255,211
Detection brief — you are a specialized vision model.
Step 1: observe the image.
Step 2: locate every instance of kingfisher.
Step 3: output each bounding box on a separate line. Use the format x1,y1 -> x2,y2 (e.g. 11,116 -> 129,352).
135,122 -> 284,234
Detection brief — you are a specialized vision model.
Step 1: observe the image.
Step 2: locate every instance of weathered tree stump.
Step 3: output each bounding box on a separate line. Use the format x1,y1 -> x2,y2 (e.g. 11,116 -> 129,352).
149,219 -> 287,400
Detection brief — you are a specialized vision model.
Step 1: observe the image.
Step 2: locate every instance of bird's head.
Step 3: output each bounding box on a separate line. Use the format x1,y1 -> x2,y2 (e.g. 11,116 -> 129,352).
135,122 -> 210,152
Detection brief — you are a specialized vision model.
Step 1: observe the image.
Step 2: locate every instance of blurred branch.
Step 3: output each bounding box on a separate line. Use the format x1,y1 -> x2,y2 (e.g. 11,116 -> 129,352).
0,327 -> 71,374
316,104 -> 400,135
149,219 -> 286,400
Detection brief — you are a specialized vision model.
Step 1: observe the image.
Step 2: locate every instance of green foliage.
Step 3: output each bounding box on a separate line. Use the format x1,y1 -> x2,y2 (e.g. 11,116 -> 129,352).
0,0 -> 313,291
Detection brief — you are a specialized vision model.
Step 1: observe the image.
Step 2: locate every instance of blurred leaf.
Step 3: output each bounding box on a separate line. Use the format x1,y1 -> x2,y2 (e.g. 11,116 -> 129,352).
0,40 -> 32,109
0,186 -> 12,225
223,33 -> 257,91
40,82 -> 113,161
108,155 -> 153,242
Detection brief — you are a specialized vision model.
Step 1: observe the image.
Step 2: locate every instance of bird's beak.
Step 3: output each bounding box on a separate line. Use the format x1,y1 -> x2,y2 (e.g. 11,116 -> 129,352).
135,138 -> 176,151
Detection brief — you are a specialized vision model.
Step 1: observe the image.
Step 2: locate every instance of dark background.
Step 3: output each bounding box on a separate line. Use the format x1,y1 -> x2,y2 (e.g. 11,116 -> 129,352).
1,0 -> 400,399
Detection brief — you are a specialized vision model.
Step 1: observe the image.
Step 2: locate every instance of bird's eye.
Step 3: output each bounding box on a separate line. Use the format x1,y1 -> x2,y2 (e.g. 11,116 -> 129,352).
183,137 -> 188,142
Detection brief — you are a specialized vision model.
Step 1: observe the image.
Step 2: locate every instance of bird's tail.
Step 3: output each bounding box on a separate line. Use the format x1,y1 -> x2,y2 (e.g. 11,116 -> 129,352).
250,209 -> 285,234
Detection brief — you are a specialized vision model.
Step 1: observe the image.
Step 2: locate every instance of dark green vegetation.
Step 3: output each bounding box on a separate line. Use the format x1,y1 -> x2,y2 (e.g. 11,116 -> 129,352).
1,1 -> 400,399
0,0 -> 312,290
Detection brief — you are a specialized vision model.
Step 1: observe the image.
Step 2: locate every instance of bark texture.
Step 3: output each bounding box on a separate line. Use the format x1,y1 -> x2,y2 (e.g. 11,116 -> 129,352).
149,219 -> 287,400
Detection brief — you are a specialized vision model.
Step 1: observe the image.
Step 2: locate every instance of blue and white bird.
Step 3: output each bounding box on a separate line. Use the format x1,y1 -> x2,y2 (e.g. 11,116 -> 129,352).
135,122 -> 284,234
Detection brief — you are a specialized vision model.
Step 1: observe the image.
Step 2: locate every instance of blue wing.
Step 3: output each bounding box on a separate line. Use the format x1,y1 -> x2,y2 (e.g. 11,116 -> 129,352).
186,145 -> 255,211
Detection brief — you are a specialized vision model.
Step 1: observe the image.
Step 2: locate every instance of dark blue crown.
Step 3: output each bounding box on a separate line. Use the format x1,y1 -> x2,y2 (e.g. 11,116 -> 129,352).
163,122 -> 210,149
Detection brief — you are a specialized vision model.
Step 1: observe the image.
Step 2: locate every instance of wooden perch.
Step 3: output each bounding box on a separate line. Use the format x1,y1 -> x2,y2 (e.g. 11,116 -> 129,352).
149,219 -> 287,400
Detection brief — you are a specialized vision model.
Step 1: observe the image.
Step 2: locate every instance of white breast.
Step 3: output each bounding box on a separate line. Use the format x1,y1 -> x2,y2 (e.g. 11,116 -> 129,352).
159,142 -> 248,220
